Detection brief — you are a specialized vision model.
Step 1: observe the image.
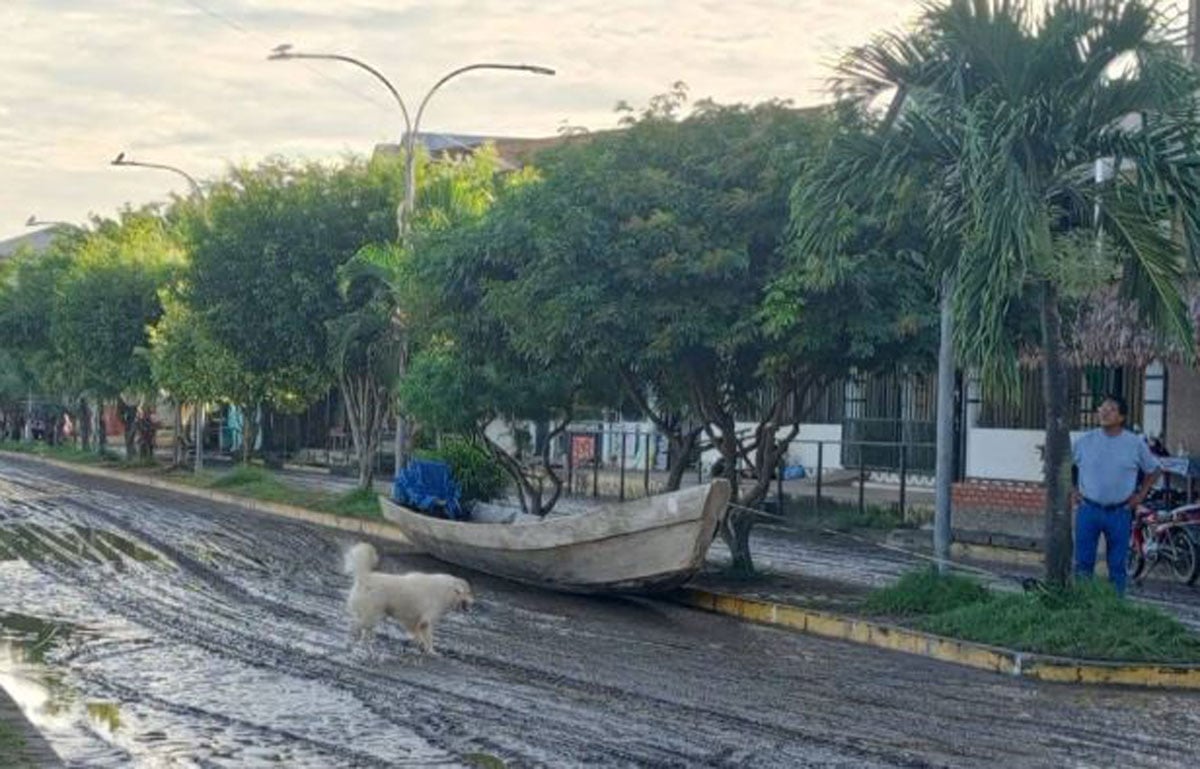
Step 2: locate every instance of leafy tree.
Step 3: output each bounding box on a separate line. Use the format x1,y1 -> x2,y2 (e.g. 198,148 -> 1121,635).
0,235 -> 84,442
398,337 -> 582,516
181,156 -> 403,462
147,290 -> 253,463
50,211 -> 181,457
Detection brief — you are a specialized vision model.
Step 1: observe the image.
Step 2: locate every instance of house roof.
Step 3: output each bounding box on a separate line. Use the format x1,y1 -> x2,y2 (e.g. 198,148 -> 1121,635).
0,229 -> 56,261
371,130 -> 600,170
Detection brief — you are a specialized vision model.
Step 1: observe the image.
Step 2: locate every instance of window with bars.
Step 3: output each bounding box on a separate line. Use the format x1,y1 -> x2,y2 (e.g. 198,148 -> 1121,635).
977,366 -> 1145,430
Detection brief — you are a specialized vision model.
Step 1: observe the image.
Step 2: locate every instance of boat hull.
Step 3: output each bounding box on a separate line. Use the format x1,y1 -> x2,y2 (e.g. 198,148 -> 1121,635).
378,480 -> 731,593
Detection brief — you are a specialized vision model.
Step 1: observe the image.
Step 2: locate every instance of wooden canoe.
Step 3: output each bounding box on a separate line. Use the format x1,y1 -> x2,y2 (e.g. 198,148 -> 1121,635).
378,479 -> 731,593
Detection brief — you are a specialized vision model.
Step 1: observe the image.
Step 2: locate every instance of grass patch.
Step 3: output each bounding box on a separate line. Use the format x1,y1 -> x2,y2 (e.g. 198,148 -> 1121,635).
788,499 -> 910,532
189,464 -> 382,520
463,753 -> 507,769
312,488 -> 383,520
2,442 -> 386,523
0,721 -> 31,767
0,439 -> 119,466
863,568 -> 991,616
866,569 -> 1200,663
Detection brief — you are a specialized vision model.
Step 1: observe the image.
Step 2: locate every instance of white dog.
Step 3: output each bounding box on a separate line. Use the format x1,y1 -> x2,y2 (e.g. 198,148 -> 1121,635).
343,542 -> 474,655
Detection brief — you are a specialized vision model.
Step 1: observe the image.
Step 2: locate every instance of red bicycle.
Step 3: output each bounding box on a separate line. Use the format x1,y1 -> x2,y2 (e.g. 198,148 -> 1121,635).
1128,502 -> 1200,585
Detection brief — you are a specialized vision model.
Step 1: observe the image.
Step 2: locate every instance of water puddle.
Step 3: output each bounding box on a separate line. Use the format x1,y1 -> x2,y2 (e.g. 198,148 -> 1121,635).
0,525 -> 162,570
0,611 -> 130,764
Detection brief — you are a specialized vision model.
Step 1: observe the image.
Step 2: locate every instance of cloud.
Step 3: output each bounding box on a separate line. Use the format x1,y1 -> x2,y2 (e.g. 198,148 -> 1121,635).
9,0 -> 1176,240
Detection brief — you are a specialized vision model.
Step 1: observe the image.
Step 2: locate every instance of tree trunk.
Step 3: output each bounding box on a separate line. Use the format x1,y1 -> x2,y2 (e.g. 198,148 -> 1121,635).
340,371 -> 389,491
1039,282 -> 1073,586
118,398 -> 137,460
95,400 -> 107,452
78,398 -> 92,451
710,419 -> 753,575
934,272 -> 956,572
665,428 -> 701,492
242,405 -> 258,465
723,511 -> 755,578
172,402 -> 183,466
393,338 -> 410,478
194,403 -> 205,472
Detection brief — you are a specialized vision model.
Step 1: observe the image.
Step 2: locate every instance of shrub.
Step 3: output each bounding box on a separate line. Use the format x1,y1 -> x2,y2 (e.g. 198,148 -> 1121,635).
419,436 -> 508,503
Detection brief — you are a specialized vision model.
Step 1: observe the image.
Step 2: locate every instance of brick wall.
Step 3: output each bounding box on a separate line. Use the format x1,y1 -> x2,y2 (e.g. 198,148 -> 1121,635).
952,479 -> 1046,512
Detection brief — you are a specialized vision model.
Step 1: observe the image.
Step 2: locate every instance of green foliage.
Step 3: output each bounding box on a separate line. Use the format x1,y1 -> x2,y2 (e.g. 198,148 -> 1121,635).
0,721 -> 30,769
864,570 -> 1200,662
324,487 -> 383,519
207,464 -> 278,489
181,156 -> 404,412
863,568 -> 992,616
807,0 -> 1200,393
791,500 -> 911,532
187,464 -> 382,520
0,439 -> 116,465
418,436 -> 509,502
921,580 -> 1200,663
0,240 -> 77,401
148,292 -> 249,405
50,210 -> 181,400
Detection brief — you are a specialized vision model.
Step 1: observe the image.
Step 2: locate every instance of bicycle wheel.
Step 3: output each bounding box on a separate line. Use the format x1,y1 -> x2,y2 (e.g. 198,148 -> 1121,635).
1127,534 -> 1148,583
1166,528 -> 1198,584
1182,529 -> 1200,587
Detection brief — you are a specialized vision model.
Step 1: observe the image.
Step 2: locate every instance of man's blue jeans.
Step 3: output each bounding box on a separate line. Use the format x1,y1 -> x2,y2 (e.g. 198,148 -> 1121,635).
1074,500 -> 1132,595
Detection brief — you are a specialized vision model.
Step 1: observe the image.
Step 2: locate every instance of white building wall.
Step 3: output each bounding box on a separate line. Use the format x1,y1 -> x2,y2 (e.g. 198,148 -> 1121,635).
965,427 -> 1090,482
699,421 -> 844,476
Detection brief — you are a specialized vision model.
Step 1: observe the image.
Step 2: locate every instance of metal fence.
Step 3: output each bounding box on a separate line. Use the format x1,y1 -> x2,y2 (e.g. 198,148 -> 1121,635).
555,428 -> 934,524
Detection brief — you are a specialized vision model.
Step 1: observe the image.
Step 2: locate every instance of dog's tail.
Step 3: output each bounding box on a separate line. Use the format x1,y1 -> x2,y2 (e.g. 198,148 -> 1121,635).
344,542 -> 378,578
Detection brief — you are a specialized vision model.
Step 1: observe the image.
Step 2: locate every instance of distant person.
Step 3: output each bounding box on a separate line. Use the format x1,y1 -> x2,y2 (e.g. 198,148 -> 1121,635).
1071,394 -> 1161,595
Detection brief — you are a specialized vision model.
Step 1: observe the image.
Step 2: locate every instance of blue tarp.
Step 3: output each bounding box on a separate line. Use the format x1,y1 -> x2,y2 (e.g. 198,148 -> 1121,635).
392,459 -> 465,520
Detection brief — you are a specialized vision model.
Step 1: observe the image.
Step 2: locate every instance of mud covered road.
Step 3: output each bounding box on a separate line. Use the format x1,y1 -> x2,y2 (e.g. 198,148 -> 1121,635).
3,456 -> 1200,768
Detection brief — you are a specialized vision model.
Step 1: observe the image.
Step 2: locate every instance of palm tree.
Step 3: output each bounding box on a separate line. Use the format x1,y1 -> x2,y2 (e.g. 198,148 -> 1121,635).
793,0 -> 1200,584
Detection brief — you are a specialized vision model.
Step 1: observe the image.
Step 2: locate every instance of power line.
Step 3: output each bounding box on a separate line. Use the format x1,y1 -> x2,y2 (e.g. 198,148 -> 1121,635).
175,0 -> 396,116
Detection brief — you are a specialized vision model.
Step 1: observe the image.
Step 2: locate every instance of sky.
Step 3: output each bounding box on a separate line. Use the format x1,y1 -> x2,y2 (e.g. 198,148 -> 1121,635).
0,0 -> 1187,243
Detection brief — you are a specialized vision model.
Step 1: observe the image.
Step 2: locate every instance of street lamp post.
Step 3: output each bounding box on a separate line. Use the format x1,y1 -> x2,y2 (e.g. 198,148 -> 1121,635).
268,45 -> 554,474
111,151 -> 205,472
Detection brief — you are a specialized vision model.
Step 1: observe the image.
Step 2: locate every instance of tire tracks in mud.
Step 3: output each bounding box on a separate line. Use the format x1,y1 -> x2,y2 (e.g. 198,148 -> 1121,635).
2,465 -> 924,767
6,459 -> 1200,768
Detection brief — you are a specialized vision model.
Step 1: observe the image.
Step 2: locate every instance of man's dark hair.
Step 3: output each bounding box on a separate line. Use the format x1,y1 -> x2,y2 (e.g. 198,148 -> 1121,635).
1102,393 -> 1128,418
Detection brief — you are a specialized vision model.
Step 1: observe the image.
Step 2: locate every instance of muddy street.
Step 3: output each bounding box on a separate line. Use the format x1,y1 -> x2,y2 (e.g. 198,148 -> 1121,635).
3,456 -> 1200,768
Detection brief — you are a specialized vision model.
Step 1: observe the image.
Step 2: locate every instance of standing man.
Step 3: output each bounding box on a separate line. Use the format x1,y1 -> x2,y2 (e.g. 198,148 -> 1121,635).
1072,394 -> 1161,594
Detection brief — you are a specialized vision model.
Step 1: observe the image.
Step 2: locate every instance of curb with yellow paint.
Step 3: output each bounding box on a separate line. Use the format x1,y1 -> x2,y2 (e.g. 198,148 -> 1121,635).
676,588 -> 1200,690
0,450 -> 410,546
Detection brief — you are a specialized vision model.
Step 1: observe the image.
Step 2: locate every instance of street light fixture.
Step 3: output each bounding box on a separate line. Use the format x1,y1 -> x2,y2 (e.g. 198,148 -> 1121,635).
25,214 -> 75,229
110,151 -> 204,198
110,151 -> 205,471
268,45 -> 555,472
267,45 -> 554,241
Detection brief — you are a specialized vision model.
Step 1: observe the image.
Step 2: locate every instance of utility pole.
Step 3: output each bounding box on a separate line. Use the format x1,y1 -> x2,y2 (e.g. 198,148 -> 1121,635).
1191,0 -> 1200,65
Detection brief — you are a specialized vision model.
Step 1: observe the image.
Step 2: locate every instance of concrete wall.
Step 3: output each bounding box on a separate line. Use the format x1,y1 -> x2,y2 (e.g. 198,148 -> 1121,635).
965,427 -> 1089,482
